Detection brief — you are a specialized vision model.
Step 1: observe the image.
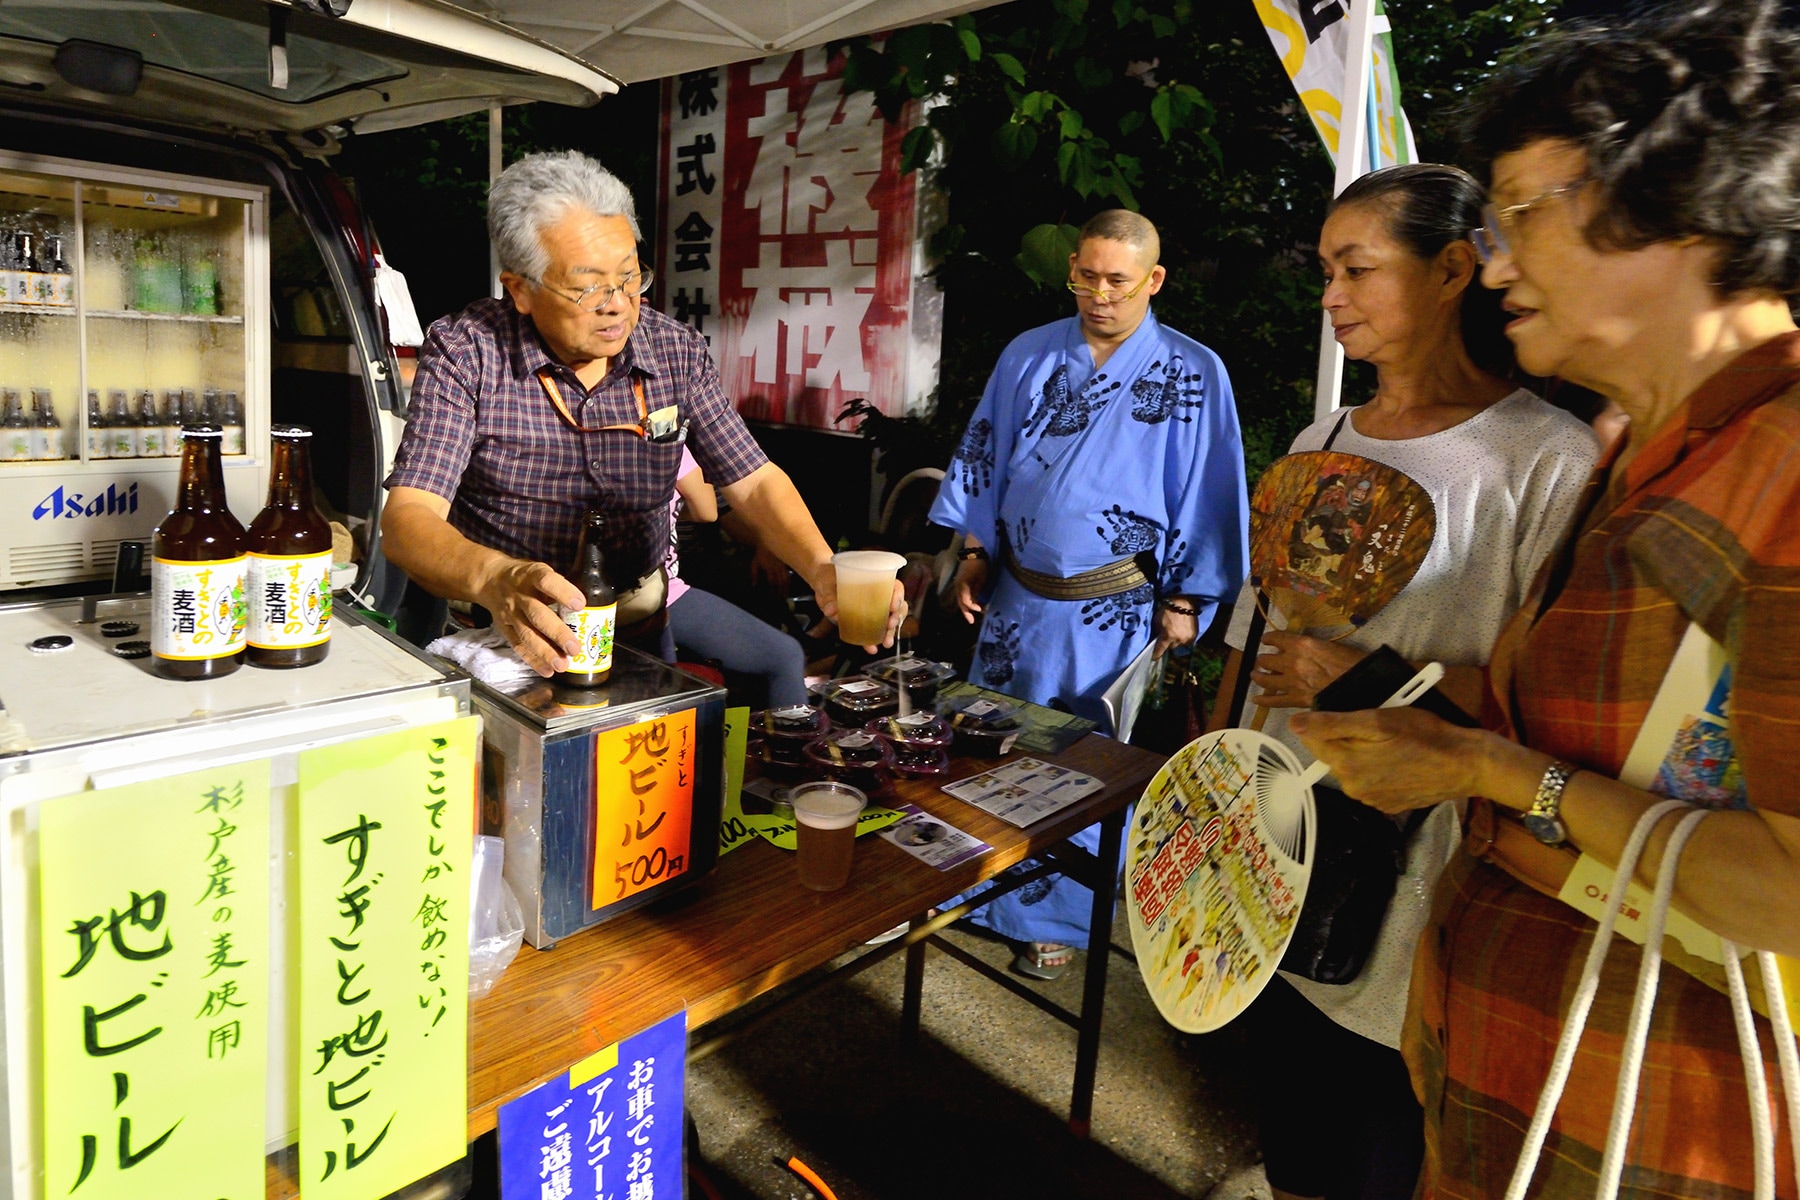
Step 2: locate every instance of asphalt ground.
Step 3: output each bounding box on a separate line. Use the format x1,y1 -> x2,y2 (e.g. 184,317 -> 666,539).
679,905 -> 1270,1200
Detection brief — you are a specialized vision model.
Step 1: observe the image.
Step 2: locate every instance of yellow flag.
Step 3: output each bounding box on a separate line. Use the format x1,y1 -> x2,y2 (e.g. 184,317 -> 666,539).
297,717 -> 477,1200
39,762 -> 271,1200
1252,0 -> 1415,167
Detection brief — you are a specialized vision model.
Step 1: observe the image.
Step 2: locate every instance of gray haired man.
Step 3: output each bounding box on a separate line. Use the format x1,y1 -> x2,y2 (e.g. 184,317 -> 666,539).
383,150 -> 903,672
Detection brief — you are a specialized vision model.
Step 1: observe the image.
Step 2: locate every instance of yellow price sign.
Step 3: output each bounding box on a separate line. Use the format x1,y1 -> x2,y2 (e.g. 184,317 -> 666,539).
592,709 -> 697,907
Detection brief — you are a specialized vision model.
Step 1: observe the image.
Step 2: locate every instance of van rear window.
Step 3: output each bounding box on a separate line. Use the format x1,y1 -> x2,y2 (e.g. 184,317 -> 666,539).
0,0 -> 402,103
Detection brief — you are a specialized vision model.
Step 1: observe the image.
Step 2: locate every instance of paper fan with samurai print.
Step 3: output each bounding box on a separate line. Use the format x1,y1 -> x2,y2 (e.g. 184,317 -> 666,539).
1248,450 -> 1435,641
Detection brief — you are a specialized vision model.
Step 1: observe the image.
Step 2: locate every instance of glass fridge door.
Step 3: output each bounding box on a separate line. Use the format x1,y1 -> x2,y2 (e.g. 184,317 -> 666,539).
82,184 -> 250,461
0,170 -> 79,464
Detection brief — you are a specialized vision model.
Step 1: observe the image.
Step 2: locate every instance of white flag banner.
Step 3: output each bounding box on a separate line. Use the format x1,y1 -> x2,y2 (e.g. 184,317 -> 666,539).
1253,0 -> 1417,170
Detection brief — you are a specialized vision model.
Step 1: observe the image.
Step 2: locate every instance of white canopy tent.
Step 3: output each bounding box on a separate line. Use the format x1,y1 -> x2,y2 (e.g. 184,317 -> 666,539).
456,0 -> 1006,83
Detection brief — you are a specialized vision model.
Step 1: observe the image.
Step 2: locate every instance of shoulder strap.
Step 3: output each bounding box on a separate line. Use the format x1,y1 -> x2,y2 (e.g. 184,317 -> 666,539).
1225,585 -> 1268,728
1321,407 -> 1354,452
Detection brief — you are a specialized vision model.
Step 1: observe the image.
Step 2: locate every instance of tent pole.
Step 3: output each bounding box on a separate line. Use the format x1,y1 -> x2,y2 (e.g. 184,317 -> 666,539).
1313,0 -> 1380,419
489,103 -> 503,300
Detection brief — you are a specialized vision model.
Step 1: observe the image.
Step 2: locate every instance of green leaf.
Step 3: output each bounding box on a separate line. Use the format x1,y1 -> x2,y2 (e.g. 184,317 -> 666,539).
992,120 -> 1039,168
991,52 -> 1027,84
900,125 -> 936,173
1058,108 -> 1085,140
957,27 -> 981,61
1072,56 -> 1113,91
1051,0 -> 1090,20
1055,139 -> 1079,184
1013,222 -> 1082,288
1150,14 -> 1176,38
1149,89 -> 1173,141
1020,90 -> 1060,122
1118,110 -> 1146,136
1112,0 -> 1133,25
890,25 -> 933,83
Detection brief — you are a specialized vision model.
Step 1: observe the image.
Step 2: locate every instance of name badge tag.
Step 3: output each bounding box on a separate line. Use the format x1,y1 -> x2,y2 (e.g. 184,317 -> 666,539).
647,405 -> 680,442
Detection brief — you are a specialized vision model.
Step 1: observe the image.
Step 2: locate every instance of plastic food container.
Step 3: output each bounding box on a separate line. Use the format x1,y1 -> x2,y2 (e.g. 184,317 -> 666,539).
941,693 -> 1025,758
865,711 -> 953,751
890,742 -> 951,779
818,676 -> 900,726
749,705 -> 830,766
751,704 -> 830,737
866,655 -> 958,709
802,728 -> 895,794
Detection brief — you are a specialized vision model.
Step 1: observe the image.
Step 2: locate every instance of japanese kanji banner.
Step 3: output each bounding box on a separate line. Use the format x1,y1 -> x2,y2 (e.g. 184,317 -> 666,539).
496,1009 -> 687,1200
297,717 -> 477,1200
1252,0 -> 1416,169
657,47 -> 939,429
38,763 -> 271,1200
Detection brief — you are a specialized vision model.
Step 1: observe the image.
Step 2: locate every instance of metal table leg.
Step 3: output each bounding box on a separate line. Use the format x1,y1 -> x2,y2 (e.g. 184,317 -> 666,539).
1068,805 -> 1126,1138
900,912 -> 927,1045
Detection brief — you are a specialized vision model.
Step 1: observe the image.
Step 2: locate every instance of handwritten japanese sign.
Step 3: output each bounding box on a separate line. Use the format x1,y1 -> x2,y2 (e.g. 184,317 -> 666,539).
39,762 -> 271,1200
592,710 -> 696,909
297,717 -> 477,1200
657,48 -> 936,429
497,1010 -> 687,1200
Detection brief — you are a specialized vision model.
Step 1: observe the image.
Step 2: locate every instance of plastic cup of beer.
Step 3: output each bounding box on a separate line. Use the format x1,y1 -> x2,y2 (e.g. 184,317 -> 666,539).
832,550 -> 906,647
789,781 -> 868,892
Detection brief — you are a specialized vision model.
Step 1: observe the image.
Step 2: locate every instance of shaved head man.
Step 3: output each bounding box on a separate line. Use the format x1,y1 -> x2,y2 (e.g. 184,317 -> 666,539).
928,209 -> 1249,977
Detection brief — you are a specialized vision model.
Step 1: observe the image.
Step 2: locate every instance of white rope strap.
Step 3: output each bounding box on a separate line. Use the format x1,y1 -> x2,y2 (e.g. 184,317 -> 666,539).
1503,799 -> 1689,1200
1597,806 -> 1711,1200
1721,938 -> 1776,1200
1757,950 -> 1800,1197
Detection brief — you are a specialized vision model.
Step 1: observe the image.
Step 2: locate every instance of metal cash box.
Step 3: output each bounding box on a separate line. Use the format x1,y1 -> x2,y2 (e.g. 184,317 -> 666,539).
474,644 -> 725,948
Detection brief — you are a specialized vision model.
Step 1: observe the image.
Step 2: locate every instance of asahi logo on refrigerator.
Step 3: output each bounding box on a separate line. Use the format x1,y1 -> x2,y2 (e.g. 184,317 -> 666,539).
31,481 -> 139,520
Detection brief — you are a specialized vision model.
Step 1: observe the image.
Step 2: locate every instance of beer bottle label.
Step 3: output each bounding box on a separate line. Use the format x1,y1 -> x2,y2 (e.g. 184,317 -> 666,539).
563,603 -> 616,673
223,424 -> 245,456
87,428 -> 109,459
152,555 -> 249,661
110,428 -> 137,458
247,551 -> 333,649
2,430 -> 31,461
138,427 -> 164,458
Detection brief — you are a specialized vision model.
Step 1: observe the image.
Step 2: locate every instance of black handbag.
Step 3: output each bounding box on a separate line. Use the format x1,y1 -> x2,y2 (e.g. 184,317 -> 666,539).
1227,599 -> 1477,983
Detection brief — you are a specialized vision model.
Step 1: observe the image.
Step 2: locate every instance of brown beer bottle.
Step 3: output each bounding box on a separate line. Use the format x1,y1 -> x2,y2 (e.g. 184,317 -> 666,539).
152,425 -> 248,679
246,424 -> 333,668
554,510 -> 618,688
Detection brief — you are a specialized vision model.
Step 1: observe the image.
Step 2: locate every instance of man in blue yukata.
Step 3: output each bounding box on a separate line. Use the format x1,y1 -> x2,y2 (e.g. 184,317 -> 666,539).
930,209 -> 1249,978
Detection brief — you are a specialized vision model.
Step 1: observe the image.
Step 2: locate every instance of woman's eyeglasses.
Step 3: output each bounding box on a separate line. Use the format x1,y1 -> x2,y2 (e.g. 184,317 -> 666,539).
1471,181 -> 1587,263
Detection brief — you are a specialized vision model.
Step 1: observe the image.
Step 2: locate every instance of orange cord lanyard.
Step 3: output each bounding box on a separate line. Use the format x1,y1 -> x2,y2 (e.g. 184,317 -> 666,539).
536,367 -> 648,436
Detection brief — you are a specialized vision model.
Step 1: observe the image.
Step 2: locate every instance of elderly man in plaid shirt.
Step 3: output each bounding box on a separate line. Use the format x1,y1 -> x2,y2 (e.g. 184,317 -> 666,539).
382,151 -> 901,676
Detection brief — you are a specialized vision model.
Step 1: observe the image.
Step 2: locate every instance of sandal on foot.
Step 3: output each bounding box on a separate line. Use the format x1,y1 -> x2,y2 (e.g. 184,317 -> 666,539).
1013,942 -> 1074,980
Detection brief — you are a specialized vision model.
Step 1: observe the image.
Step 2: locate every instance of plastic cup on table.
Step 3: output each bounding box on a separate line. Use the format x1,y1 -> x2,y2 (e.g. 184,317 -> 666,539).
789,781 -> 868,892
831,550 -> 906,647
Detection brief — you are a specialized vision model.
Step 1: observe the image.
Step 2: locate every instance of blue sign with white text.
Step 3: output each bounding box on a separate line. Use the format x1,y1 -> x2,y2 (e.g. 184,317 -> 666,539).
497,1010 -> 686,1200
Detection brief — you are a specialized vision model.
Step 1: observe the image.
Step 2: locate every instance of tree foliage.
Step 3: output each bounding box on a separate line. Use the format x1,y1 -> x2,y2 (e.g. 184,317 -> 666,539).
838,0 -> 1564,479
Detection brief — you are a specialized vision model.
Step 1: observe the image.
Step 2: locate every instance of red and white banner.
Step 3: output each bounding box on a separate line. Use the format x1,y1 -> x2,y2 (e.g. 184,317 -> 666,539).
657,46 -> 937,429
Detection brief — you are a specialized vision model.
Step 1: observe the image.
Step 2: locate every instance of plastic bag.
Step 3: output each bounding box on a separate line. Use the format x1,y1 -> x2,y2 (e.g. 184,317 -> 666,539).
374,252 -> 426,347
468,834 -> 524,999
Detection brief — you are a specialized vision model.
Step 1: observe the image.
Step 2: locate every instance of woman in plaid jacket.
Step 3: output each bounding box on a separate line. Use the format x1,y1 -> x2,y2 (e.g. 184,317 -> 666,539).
1292,3 -> 1800,1195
